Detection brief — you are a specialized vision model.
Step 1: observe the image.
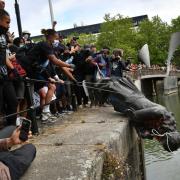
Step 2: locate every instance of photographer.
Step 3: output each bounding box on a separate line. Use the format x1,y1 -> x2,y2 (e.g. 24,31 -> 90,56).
111,48 -> 130,77
66,36 -> 79,50
0,125 -> 36,180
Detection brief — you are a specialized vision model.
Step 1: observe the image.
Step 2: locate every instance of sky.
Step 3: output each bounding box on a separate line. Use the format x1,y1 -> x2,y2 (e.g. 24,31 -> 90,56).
5,0 -> 180,37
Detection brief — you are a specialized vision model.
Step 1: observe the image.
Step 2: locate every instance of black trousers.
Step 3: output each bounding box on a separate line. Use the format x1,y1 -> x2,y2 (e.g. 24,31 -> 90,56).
0,81 -> 18,126
0,126 -> 36,180
74,82 -> 88,106
85,75 -> 96,105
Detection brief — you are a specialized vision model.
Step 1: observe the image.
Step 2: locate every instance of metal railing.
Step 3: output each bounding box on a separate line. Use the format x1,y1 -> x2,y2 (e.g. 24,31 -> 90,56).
126,69 -> 180,80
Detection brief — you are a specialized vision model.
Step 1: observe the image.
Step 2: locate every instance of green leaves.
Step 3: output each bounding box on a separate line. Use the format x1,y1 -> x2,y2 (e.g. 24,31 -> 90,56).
97,14 -> 136,61
137,16 -> 170,65
64,14 -> 180,66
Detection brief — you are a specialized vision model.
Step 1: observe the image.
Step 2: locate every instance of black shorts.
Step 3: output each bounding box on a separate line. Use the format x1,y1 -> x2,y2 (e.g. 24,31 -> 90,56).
34,74 -> 47,92
13,80 -> 25,100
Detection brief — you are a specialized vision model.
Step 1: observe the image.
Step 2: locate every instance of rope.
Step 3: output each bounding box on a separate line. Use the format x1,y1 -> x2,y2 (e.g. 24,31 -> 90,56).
0,77 -> 124,120
151,129 -> 179,152
0,97 -> 61,119
25,77 -> 124,95
1,77 -> 178,152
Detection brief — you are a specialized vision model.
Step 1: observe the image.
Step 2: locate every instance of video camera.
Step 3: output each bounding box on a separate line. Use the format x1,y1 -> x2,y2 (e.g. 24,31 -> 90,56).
72,36 -> 79,41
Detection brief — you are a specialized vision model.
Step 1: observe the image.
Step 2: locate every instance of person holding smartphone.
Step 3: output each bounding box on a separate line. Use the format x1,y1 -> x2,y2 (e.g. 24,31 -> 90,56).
0,123 -> 36,180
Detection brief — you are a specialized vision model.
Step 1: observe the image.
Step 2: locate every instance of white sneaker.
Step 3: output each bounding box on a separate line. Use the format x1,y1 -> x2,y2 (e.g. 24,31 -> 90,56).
46,112 -> 57,120
41,119 -> 55,124
41,112 -> 57,122
41,112 -> 49,121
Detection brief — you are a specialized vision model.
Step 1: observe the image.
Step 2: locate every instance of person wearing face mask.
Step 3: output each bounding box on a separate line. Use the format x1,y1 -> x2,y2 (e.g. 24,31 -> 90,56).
17,28 -> 76,123
18,28 -> 75,80
0,9 -> 18,126
22,30 -> 32,44
0,9 -> 36,180
95,48 -> 111,77
111,48 -> 130,78
0,0 -> 16,49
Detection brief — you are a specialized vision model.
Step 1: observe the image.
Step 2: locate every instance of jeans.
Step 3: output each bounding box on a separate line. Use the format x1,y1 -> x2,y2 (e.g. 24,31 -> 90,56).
85,75 -> 96,106
0,126 -> 36,180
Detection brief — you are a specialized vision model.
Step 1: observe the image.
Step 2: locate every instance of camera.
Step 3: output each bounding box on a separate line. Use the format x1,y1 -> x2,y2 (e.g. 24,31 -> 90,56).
72,36 -> 79,41
19,118 -> 31,141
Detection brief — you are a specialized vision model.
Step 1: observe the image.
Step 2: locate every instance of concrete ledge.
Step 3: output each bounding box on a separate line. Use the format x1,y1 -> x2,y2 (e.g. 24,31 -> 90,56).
21,107 -> 143,180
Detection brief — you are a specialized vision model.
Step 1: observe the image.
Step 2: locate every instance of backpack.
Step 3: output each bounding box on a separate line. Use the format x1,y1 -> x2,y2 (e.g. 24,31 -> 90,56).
15,43 -> 39,78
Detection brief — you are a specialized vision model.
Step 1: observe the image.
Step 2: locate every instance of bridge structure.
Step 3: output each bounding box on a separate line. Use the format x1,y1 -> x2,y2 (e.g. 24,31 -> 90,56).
126,69 -> 180,96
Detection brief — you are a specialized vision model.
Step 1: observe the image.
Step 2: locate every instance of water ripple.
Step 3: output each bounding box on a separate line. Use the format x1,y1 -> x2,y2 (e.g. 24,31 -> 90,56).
144,139 -> 173,165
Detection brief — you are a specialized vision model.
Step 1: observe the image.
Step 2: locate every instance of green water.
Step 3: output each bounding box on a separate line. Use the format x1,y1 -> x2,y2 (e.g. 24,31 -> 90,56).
145,93 -> 180,180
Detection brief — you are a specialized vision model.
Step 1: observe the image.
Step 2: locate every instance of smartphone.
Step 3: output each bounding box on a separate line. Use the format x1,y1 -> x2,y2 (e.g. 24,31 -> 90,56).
19,118 -> 31,141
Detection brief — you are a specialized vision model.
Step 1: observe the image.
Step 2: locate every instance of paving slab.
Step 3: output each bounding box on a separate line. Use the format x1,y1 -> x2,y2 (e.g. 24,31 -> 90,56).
21,106 -> 141,180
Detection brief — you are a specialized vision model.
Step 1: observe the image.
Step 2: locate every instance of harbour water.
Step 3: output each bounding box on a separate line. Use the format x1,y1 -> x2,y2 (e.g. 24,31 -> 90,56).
145,93 -> 180,180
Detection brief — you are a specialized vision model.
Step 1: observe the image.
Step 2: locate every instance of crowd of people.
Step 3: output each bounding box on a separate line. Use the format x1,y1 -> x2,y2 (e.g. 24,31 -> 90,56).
0,0 -> 133,178
3,0 -> 179,179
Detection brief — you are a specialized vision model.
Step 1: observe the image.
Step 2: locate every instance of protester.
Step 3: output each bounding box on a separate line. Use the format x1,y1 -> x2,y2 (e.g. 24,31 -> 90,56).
0,9 -> 18,126
22,30 -> 33,44
83,44 -> 97,107
72,44 -> 88,107
111,48 -> 130,77
8,45 -> 27,125
18,28 -> 75,123
95,48 -> 111,77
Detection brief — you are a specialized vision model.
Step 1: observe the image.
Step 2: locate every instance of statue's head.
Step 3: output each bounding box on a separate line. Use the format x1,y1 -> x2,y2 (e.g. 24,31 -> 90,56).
159,132 -> 180,152
157,111 -> 180,152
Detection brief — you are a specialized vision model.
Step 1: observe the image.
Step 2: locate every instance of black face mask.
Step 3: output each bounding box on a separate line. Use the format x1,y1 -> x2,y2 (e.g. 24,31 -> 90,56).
0,26 -> 8,35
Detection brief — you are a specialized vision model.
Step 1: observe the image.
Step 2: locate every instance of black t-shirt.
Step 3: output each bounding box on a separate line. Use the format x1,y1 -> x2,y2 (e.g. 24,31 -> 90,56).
72,51 -> 86,80
111,59 -> 129,77
27,41 -> 54,65
83,51 -> 96,76
17,41 -> 54,77
0,34 -> 8,76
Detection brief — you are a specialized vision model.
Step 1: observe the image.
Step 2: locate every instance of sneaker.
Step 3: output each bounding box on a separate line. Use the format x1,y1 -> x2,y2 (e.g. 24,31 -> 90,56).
61,110 -> 71,114
41,112 -> 57,122
78,105 -> 83,109
67,110 -> 73,114
41,119 -> 56,124
49,113 -> 57,120
53,112 -> 64,118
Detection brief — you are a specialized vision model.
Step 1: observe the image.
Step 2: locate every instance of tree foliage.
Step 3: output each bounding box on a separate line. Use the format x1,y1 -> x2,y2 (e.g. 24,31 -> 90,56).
96,14 -> 180,65
97,14 -> 137,61
136,16 -> 171,65
77,33 -> 97,45
64,14 -> 180,66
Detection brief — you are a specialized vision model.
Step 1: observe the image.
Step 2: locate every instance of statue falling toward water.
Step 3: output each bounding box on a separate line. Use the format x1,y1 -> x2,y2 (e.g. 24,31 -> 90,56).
92,32 -> 180,152
94,77 -> 180,152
